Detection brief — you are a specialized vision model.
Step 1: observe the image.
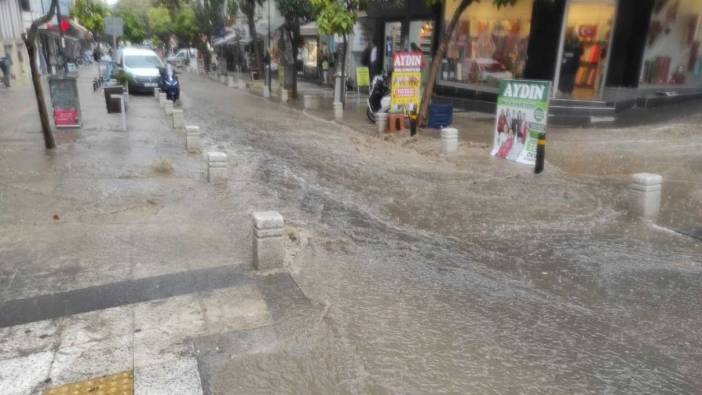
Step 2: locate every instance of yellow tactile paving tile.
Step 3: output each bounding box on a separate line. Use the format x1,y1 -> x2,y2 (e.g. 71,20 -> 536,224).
44,370 -> 133,395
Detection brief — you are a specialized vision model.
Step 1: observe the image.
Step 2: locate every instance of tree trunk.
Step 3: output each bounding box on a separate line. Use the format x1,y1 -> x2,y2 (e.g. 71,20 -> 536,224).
418,0 -> 472,126
284,23 -> 300,98
340,34 -> 347,106
24,39 -> 56,149
246,9 -> 264,79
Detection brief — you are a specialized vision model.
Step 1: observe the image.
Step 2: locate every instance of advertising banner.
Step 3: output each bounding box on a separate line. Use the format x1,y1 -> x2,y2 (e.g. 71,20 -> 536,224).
390,51 -> 422,112
491,80 -> 551,165
356,67 -> 370,88
49,75 -> 81,128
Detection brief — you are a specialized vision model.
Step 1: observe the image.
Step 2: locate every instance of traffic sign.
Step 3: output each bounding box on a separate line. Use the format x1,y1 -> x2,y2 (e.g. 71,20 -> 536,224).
104,16 -> 124,38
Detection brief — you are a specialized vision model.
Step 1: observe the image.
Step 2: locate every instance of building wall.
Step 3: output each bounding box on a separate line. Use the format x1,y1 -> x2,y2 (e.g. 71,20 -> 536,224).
0,0 -> 30,81
0,0 -> 24,43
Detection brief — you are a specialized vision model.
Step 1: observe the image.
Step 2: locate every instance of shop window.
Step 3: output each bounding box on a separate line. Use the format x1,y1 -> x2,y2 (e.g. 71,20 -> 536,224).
301,38 -> 318,75
556,1 -> 615,100
641,0 -> 702,88
440,0 -> 534,89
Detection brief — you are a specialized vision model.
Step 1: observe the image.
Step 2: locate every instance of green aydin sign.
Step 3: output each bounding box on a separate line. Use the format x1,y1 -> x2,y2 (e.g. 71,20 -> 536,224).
491,79 -> 551,165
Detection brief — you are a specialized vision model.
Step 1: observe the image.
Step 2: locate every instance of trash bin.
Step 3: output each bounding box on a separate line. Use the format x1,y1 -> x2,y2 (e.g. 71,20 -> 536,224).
428,103 -> 453,129
104,84 -> 124,113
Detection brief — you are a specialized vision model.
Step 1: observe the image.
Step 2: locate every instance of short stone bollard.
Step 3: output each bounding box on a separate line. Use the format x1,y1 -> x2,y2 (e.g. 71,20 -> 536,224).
172,109 -> 185,129
333,102 -> 343,120
220,74 -> 227,84
263,85 -> 271,98
303,95 -> 319,110
441,127 -> 459,155
227,75 -> 235,88
376,112 -> 388,134
281,89 -> 289,103
251,211 -> 285,270
237,79 -> 246,89
164,100 -> 174,116
206,151 -> 227,183
185,126 -> 201,153
630,173 -> 662,220
159,93 -> 167,108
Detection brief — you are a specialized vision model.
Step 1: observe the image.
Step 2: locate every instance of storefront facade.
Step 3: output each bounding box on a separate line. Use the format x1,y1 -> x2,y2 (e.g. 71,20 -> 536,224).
435,0 -> 702,120
366,0 -> 441,78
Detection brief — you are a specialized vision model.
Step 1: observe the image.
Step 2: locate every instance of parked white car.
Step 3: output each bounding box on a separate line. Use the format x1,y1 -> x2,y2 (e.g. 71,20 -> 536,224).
115,47 -> 163,93
167,48 -> 198,68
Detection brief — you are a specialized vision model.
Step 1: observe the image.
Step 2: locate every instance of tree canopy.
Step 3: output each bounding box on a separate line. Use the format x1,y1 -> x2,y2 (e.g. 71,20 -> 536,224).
311,0 -> 356,37
70,0 -> 108,33
174,6 -> 199,45
147,5 -> 173,40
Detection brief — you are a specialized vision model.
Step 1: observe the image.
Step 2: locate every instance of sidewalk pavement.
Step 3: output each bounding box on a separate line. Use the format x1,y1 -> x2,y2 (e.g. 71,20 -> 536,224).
0,65 -> 314,394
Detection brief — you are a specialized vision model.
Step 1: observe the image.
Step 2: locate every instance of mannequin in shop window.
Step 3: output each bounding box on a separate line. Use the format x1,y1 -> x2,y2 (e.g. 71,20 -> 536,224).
558,30 -> 583,97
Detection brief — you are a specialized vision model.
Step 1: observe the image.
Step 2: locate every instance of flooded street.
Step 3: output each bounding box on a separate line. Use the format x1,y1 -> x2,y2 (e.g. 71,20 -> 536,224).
177,74 -> 702,393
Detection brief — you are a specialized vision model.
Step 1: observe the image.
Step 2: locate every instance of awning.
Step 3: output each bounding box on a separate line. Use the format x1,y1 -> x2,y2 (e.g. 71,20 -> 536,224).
68,18 -> 90,39
300,22 -> 317,36
39,18 -> 90,40
213,31 -> 239,46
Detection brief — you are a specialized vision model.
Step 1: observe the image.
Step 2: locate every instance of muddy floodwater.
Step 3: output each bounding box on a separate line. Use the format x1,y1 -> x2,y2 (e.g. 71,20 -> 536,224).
1,69 -> 699,394
177,74 -> 702,394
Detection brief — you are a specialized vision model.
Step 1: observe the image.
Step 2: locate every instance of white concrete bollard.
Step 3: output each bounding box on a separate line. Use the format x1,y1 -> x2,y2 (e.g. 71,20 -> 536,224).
281,89 -> 289,103
303,95 -> 319,110
172,109 -> 185,129
237,79 -> 246,89
206,151 -> 228,183
164,100 -> 174,116
376,112 -> 388,134
110,94 -> 127,132
251,211 -> 285,270
185,126 -> 201,153
220,74 -> 227,84
153,87 -> 159,98
227,75 -> 235,88
441,127 -> 459,155
333,102 -> 343,120
159,93 -> 167,108
630,173 -> 662,220
263,85 -> 271,98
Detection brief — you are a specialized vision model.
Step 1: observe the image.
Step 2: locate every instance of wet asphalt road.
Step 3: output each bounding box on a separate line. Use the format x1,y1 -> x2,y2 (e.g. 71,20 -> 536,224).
174,74 -> 702,394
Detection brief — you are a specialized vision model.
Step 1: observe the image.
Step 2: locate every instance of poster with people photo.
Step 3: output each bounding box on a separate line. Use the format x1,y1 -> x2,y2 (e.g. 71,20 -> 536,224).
491,80 -> 551,165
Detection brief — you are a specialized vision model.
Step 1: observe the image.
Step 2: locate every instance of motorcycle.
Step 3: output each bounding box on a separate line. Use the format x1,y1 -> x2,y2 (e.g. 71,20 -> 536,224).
0,57 -> 11,88
159,64 -> 180,102
366,73 -> 391,123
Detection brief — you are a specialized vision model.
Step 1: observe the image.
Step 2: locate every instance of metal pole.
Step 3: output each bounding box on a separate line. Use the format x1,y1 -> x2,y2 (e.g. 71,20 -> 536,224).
56,0 -> 65,73
267,0 -> 271,93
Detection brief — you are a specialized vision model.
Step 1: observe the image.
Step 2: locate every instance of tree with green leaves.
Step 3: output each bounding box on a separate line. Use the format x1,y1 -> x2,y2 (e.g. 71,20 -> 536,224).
240,0 -> 265,78
114,0 -> 150,44
70,0 -> 108,34
311,0 -> 358,104
174,6 -> 199,47
193,0 -> 238,71
275,0 -> 317,98
116,9 -> 147,44
418,0 -> 523,126
148,5 -> 173,48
